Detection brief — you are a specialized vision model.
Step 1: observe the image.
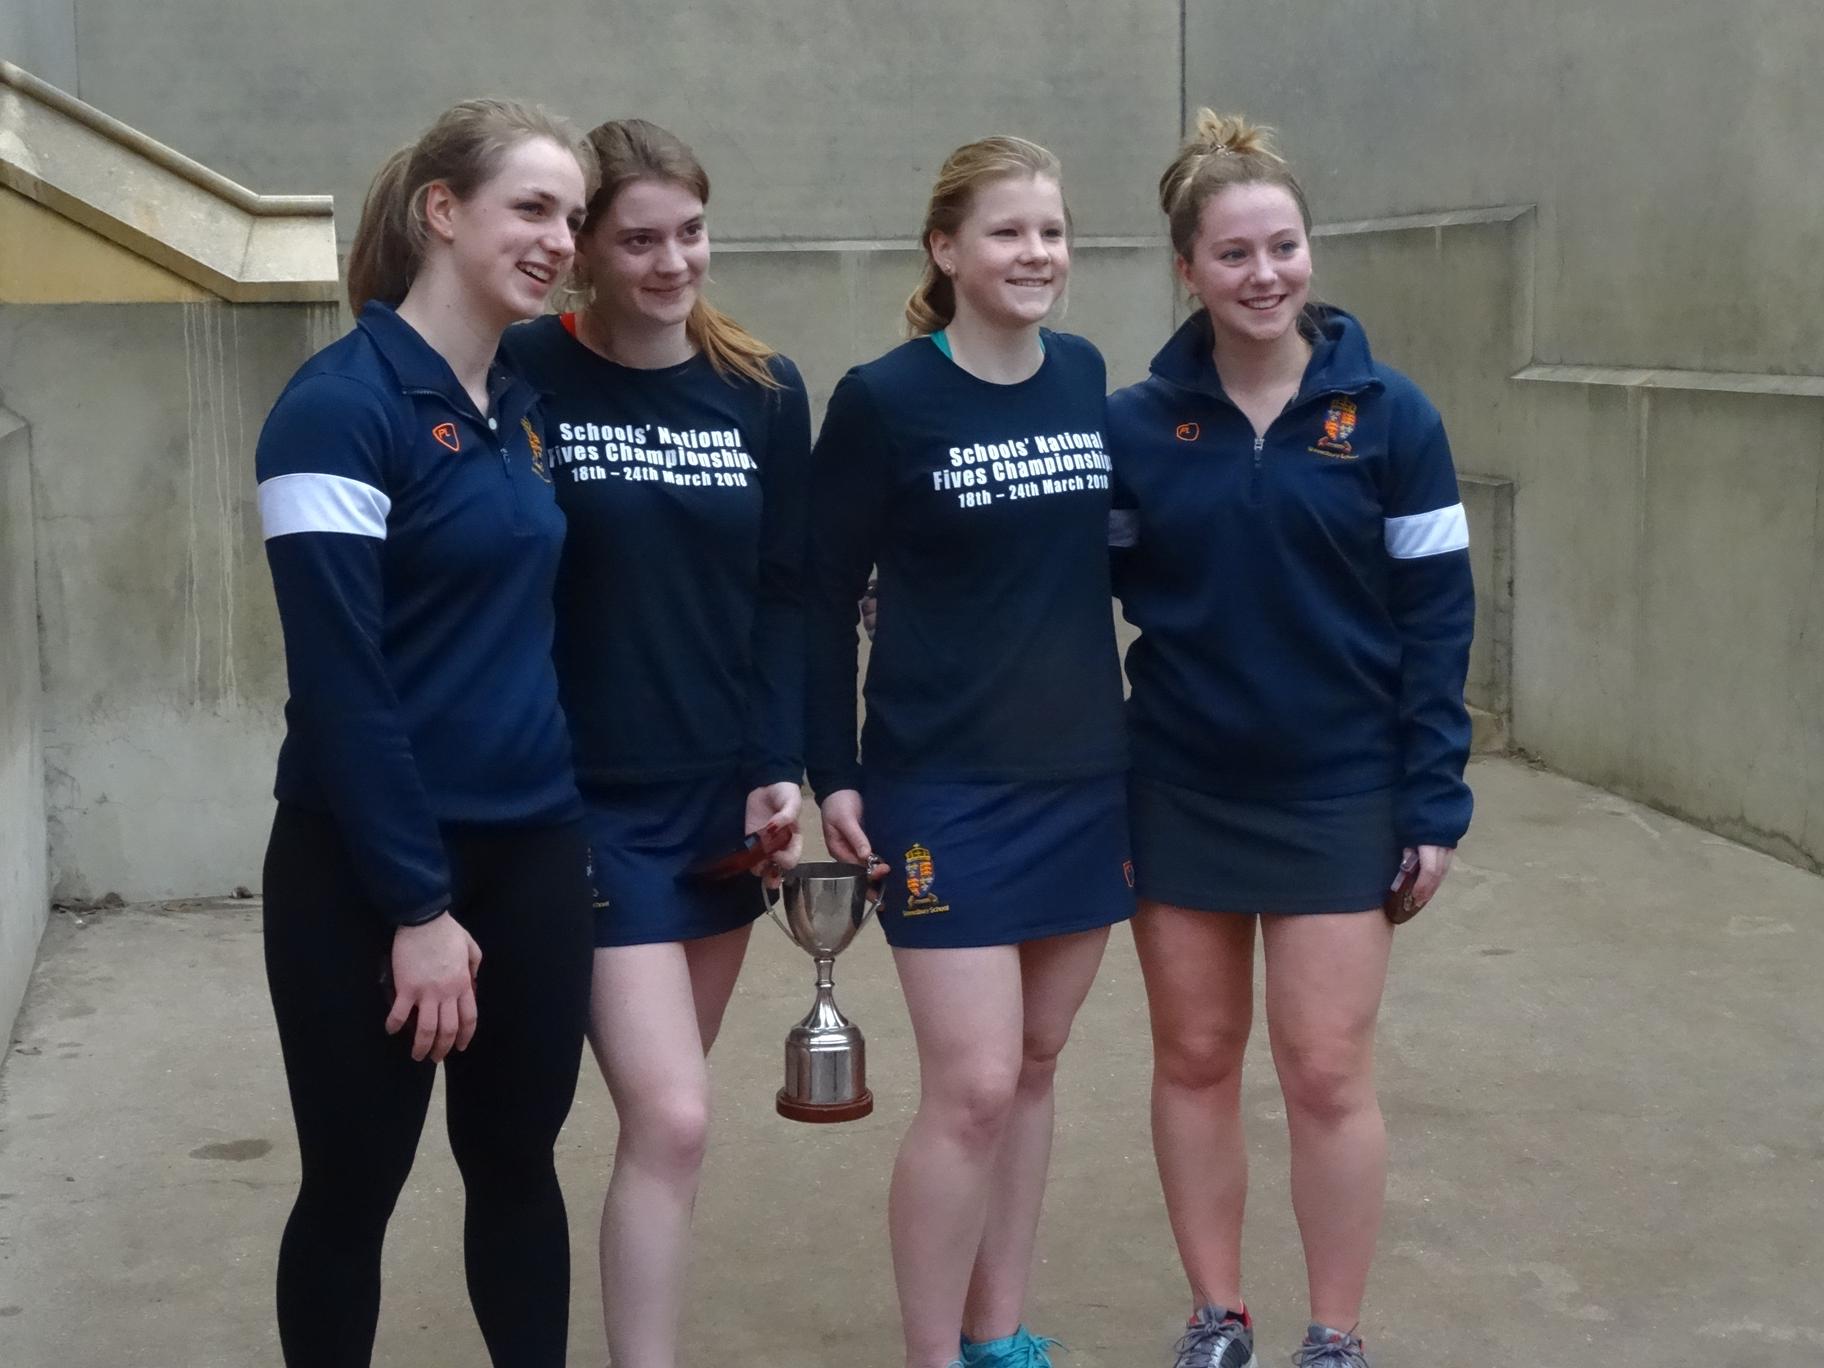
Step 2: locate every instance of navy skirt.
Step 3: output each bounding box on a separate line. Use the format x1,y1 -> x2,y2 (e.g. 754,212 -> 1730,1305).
581,773 -> 766,947
1128,774 -> 1403,915
863,773 -> 1135,949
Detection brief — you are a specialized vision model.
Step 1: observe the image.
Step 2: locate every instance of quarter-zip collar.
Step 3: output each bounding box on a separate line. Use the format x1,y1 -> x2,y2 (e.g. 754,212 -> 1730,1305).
1146,306 -> 1383,412
357,301 -> 535,428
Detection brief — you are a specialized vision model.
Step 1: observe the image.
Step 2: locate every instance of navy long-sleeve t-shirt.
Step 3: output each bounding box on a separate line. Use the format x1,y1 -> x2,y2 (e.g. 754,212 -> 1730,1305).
1108,308 -> 1474,847
500,314 -> 811,790
805,331 -> 1127,799
255,302 -> 580,926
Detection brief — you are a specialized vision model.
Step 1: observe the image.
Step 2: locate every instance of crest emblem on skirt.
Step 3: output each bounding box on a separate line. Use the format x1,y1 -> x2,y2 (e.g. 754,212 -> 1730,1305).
903,842 -> 949,916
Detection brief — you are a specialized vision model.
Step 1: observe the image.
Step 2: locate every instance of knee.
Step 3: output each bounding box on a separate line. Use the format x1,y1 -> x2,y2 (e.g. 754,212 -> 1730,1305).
290,1168 -> 406,1247
620,1084 -> 712,1176
1153,1021 -> 1250,1093
1016,1025 -> 1072,1095
1274,1037 -> 1374,1125
928,1064 -> 1021,1152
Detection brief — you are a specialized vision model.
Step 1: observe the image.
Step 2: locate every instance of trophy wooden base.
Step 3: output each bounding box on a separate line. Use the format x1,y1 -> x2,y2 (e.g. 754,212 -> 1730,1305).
776,1088 -> 874,1123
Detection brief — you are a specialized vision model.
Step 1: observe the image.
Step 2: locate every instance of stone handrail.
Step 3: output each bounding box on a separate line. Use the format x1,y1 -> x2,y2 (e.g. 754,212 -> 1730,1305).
0,60 -> 337,302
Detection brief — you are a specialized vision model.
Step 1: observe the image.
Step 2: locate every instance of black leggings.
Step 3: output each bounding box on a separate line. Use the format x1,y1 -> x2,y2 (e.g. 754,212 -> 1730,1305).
263,803 -> 593,1367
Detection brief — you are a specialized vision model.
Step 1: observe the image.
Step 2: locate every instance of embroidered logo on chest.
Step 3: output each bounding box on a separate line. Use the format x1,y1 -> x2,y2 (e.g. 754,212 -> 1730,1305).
521,417 -> 551,483
432,422 -> 461,453
1310,396 -> 1358,458
1175,422 -> 1200,442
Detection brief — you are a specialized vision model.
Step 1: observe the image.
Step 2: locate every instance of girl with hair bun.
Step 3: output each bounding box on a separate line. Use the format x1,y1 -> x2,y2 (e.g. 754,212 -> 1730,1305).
1108,110 -> 1474,1368
254,99 -> 596,1365
499,117 -> 811,1368
806,136 -> 1132,1368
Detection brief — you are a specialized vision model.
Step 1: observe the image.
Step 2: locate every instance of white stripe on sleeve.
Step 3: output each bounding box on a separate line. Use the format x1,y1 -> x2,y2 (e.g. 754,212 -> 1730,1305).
258,472 -> 391,540
1108,509 -> 1139,548
1384,502 -> 1468,560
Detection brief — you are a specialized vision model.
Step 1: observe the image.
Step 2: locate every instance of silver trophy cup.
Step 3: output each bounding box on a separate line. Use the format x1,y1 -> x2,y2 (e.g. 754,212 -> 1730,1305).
767,860 -> 881,1123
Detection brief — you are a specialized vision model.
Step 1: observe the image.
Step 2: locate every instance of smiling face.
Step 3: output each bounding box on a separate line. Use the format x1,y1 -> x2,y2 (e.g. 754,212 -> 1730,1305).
1176,180 -> 1312,349
930,173 -> 1069,332
432,135 -> 587,327
575,176 -> 710,335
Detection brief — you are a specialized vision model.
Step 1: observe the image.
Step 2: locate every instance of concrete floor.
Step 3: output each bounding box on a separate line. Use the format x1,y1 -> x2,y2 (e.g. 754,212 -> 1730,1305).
1,755 -> 1820,1367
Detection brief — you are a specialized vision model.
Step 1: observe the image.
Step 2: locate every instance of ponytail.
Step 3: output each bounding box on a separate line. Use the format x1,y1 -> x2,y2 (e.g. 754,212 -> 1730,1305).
346,148 -> 421,314
903,263 -> 957,335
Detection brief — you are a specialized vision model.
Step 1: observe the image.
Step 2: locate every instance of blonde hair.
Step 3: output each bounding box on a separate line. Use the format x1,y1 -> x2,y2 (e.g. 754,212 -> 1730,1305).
570,118 -> 780,389
346,99 -> 597,315
905,136 -> 1067,336
1158,110 -> 1312,262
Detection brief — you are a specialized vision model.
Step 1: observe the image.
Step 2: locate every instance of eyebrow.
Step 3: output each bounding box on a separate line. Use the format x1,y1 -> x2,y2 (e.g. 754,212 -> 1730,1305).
1211,229 -> 1302,244
616,216 -> 705,234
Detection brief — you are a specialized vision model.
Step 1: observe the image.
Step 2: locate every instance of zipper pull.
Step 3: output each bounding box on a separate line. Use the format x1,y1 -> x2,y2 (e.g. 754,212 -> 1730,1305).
1253,436 -> 1264,454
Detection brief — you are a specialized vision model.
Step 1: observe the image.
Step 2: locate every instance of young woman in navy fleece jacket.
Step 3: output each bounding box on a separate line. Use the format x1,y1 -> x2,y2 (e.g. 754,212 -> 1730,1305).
254,101 -> 594,1366
1107,113 -> 1474,1368
807,138 -> 1132,1368
500,118 -> 810,1368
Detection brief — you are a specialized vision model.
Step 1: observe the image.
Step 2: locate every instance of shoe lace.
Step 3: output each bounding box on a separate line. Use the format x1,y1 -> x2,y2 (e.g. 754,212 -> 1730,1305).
1291,1326 -> 1368,1368
1003,1331 -> 1064,1368
1175,1310 -> 1246,1366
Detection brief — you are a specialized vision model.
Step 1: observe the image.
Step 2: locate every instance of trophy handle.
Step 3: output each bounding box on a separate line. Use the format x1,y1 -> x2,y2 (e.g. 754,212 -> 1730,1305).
763,880 -> 793,940
859,862 -> 886,929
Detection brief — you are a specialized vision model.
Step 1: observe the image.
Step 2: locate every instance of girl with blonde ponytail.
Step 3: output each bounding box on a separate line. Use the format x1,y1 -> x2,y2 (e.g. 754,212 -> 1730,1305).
254,98 -> 597,1366
498,116 -> 812,1368
1109,111 -> 1475,1368
806,137 -> 1131,1368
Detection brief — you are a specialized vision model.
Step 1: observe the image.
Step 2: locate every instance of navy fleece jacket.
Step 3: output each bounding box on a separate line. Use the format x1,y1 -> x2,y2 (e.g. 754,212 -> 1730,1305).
1108,308 -> 1474,846
256,302 -> 578,925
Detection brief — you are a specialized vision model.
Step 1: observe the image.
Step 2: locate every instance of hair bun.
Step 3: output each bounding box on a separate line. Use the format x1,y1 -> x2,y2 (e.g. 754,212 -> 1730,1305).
1189,109 -> 1279,162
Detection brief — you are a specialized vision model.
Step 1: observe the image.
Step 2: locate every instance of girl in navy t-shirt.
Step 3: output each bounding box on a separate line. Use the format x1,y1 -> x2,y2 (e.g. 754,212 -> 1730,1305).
501,119 -> 809,1368
807,137 -> 1131,1368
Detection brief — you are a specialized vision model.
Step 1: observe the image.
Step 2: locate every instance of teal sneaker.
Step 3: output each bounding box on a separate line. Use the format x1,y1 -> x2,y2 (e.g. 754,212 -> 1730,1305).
961,1325 -> 1063,1367
1174,1304 -> 1256,1368
1292,1322 -> 1369,1368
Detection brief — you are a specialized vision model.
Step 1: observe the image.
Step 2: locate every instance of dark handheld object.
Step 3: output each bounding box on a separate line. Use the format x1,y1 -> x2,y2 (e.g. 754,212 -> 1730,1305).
685,819 -> 796,882
1384,849 -> 1422,924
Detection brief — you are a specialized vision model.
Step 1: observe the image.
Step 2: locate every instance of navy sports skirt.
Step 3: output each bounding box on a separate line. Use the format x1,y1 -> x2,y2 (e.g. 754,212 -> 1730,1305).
581,773 -> 766,947
1128,774 -> 1403,915
863,773 -> 1135,949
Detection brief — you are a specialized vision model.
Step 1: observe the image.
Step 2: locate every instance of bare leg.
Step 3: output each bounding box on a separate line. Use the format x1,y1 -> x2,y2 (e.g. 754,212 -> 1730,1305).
960,926 -> 1111,1340
1261,910 -> 1393,1330
889,946 -> 1025,1368
1132,902 -> 1256,1314
589,922 -> 753,1368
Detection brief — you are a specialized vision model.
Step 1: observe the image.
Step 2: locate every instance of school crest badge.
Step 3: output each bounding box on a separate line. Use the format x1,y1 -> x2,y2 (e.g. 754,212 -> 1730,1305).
1311,396 -> 1358,458
903,842 -> 950,917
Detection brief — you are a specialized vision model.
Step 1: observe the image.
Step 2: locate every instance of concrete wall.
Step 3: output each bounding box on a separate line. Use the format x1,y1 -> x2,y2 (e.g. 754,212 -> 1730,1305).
0,1 -> 77,91
1309,212 -> 1823,872
65,0 -> 1179,246
0,302 -> 337,901
1,406 -> 48,1045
